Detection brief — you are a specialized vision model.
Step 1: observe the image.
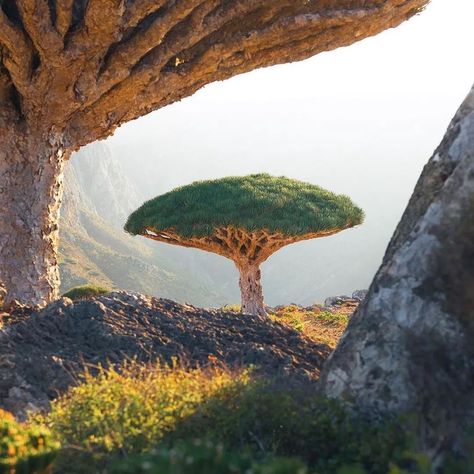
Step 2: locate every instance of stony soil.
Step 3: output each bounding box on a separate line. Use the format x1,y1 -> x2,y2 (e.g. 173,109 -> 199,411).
0,292 -> 332,419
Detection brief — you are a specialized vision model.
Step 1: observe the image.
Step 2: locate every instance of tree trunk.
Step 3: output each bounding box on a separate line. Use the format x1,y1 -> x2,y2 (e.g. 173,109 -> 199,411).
237,263 -> 266,317
319,85 -> 474,465
0,124 -> 67,307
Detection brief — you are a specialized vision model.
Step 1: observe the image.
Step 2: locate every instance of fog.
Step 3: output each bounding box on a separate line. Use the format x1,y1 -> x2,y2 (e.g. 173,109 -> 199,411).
104,0 -> 474,305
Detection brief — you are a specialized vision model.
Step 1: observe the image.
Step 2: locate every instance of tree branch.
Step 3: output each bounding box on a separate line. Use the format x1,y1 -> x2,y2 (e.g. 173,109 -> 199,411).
97,0 -> 211,98
0,64 -> 12,111
124,0 -> 168,29
55,0 -> 74,38
0,9 -> 33,95
16,0 -> 62,58
65,0 -> 429,146
68,0 -> 126,102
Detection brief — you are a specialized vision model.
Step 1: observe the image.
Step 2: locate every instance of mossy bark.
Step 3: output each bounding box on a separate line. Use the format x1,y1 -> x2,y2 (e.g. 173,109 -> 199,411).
320,84 -> 474,466
237,263 -> 266,317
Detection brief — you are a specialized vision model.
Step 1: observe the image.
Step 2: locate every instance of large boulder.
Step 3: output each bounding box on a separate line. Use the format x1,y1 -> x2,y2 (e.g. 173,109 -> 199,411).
320,85 -> 474,466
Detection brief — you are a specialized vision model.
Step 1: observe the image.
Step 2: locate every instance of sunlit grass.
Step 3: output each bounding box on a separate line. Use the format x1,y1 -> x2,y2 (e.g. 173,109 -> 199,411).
270,305 -> 350,348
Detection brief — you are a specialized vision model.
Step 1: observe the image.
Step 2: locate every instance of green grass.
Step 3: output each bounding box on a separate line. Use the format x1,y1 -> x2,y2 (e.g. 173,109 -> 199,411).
35,362 -> 434,474
62,284 -> 111,301
125,174 -> 364,238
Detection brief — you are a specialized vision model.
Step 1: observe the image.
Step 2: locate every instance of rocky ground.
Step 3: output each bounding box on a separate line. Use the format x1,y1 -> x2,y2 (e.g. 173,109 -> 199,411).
0,291 -> 363,419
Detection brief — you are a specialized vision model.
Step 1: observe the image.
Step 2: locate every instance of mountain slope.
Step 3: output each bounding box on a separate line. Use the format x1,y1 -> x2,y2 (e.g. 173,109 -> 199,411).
59,143 -> 230,306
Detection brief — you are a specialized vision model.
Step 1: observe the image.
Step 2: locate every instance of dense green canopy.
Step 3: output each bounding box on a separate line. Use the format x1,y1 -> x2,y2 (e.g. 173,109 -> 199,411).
125,174 -> 364,238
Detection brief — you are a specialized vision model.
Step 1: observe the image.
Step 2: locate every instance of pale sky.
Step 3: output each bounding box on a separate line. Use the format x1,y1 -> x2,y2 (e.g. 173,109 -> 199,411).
104,0 -> 474,303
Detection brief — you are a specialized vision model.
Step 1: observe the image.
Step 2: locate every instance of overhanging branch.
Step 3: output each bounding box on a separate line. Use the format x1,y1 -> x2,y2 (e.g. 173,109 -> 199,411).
66,0 -> 428,146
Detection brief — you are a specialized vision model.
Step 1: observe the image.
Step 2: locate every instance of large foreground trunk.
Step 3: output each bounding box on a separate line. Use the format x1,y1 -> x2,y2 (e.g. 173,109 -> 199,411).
320,85 -> 474,465
237,263 -> 266,317
0,125 -> 66,307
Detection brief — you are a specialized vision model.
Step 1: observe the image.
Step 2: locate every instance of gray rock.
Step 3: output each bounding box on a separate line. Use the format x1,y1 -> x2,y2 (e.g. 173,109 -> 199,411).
320,84 -> 474,466
351,290 -> 368,301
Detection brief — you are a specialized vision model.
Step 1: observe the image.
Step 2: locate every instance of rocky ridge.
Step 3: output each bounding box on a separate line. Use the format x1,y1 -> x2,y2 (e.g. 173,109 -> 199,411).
0,292 -> 333,419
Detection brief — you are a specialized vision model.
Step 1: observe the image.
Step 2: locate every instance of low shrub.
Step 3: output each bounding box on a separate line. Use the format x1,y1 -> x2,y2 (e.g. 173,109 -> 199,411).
0,410 -> 59,474
62,284 -> 110,300
110,440 -> 307,474
40,361 -> 434,474
44,362 -> 251,455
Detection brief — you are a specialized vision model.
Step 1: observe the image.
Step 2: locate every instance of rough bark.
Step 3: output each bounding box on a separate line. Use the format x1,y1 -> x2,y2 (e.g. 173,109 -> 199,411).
0,122 -> 67,307
0,0 -> 429,304
237,263 -> 266,317
319,85 -> 474,465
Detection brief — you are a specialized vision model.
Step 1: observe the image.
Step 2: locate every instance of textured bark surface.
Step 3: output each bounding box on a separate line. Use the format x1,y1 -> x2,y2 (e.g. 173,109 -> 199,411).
237,263 -> 266,317
319,85 -> 474,463
141,226 -> 343,316
0,0 -> 428,305
0,121 -> 67,307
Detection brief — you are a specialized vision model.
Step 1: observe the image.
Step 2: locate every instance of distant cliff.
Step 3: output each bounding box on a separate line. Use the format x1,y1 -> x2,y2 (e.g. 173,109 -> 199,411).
59,143 -> 230,306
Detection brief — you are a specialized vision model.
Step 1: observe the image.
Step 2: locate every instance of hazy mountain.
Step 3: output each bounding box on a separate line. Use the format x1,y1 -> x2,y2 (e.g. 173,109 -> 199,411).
59,142 -> 231,307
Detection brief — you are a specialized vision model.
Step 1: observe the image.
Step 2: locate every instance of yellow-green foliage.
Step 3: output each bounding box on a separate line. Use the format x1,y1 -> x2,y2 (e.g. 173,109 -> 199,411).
111,440 -> 307,474
0,410 -> 59,474
41,362 -> 433,474
62,284 -> 110,301
45,362 -> 251,455
220,304 -> 241,313
270,306 -> 349,347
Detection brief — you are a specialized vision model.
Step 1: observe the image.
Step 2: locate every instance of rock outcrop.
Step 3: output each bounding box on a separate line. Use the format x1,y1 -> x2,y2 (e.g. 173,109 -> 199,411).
320,85 -> 474,465
0,292 -> 330,419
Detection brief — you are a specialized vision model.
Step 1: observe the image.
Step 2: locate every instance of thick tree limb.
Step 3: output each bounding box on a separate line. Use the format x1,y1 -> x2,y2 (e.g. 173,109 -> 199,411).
68,0 -> 126,102
97,0 -> 213,99
66,0 -> 428,146
16,0 -> 62,58
0,9 -> 33,93
124,0 -> 168,29
55,0 -> 74,38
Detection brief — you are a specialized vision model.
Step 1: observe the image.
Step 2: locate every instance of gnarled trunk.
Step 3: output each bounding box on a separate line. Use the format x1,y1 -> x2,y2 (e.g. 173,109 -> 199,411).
320,85 -> 474,465
237,262 -> 266,317
0,124 -> 67,307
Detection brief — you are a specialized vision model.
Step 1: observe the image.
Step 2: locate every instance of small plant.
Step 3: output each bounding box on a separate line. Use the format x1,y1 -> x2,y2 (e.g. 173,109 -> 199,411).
0,410 -> 59,474
62,284 -> 110,301
125,174 -> 363,316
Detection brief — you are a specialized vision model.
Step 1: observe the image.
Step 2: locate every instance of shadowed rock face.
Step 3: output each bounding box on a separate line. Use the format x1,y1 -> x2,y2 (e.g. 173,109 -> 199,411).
320,85 -> 474,464
0,291 -> 330,419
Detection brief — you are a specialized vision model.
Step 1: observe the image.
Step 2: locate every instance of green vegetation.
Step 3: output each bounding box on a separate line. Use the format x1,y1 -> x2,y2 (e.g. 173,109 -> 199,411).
111,441 -> 307,474
62,284 -> 111,300
34,362 -> 434,474
45,363 -> 250,456
270,305 -> 350,348
125,174 -> 364,238
0,409 -> 59,474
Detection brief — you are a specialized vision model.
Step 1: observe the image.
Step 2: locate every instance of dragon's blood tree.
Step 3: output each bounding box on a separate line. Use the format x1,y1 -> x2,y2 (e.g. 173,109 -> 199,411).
0,0 -> 427,306
125,174 -> 363,316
